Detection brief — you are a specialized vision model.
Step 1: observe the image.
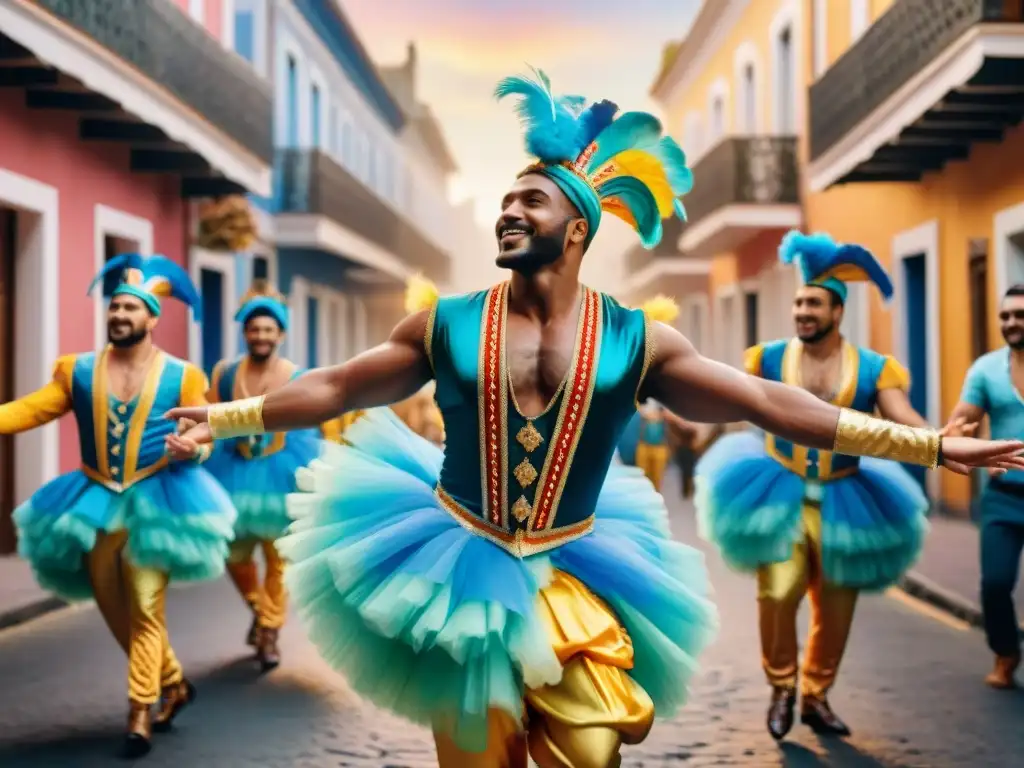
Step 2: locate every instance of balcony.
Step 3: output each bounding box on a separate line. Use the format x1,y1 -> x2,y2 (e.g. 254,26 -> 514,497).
677,136 -> 801,259
622,217 -> 709,298
0,0 -> 273,195
808,0 -> 1024,191
274,149 -> 451,285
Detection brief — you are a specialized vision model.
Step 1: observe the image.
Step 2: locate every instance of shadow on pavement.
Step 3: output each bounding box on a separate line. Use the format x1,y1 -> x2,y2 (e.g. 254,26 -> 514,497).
779,739 -> 899,768
0,654 -> 332,767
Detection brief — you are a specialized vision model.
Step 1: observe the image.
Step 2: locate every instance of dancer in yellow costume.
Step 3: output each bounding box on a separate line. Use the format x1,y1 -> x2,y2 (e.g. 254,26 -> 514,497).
166,73 -> 1022,767
4,254 -> 236,757
203,281 -> 332,671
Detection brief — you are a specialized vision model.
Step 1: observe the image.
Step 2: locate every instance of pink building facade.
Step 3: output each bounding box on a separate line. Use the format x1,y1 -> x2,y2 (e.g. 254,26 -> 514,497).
0,0 -> 271,551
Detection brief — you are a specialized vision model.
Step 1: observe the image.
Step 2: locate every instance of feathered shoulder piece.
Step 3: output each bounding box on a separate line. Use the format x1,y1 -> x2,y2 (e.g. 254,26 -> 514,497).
404,273 -> 439,315
495,67 -> 694,249
779,230 -> 894,301
638,294 -> 679,324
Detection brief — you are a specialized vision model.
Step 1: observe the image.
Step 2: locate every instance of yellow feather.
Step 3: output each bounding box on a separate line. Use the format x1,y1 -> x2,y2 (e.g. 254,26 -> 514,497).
595,150 -> 676,217
601,198 -> 638,230
404,273 -> 439,315
639,294 -> 679,324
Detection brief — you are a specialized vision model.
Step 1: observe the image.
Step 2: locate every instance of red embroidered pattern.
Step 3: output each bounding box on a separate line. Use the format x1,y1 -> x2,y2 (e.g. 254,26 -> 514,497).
480,285 -> 507,526
532,289 -> 600,531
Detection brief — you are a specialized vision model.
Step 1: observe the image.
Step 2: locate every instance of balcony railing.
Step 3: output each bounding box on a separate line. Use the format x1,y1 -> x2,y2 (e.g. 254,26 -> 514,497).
276,149 -> 451,282
35,0 -> 273,162
684,136 -> 800,226
809,0 -> 1024,161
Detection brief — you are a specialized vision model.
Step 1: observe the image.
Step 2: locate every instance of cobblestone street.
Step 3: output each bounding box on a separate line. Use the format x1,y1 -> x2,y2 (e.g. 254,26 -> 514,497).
1,476 -> 1022,767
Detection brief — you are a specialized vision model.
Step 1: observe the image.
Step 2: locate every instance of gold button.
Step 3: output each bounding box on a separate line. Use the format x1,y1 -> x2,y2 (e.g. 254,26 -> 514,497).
111,444 -> 120,456
113,423 -> 125,436
117,404 -> 127,415
111,466 -> 119,475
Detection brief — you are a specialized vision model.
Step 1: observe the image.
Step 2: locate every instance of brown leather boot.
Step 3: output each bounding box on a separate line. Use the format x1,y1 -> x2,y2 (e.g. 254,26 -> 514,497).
151,679 -> 196,732
985,654 -> 1020,689
766,687 -> 796,740
246,613 -> 260,648
123,700 -> 152,758
801,695 -> 851,737
257,627 -> 281,672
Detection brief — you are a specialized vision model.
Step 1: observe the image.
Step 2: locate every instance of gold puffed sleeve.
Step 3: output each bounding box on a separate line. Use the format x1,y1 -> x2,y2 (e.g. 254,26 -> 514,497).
180,363 -> 211,408
743,345 -> 765,377
0,355 -> 75,435
875,356 -> 911,392
204,359 -> 227,404
321,410 -> 366,444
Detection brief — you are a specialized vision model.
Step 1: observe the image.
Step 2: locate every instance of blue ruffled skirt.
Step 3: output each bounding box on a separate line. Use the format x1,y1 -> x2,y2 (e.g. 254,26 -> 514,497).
205,430 -> 322,540
14,463 -> 237,601
278,408 -> 718,751
694,430 -> 929,590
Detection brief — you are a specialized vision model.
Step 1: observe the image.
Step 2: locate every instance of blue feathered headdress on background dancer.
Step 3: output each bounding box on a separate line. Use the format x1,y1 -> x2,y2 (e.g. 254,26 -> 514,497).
779,230 -> 894,304
496,66 -> 694,249
235,279 -> 288,330
88,252 -> 203,322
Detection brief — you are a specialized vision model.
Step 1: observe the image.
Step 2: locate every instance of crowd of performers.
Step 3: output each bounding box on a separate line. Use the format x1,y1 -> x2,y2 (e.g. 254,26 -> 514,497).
2,68 -> 1023,767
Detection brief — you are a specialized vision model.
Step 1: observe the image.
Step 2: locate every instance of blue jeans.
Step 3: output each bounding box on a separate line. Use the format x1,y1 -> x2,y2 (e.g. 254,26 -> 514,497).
980,483 -> 1024,657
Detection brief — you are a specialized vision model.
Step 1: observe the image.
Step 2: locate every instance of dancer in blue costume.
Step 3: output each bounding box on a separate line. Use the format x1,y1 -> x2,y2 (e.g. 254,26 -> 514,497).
167,72 -> 1024,768
2,254 -> 236,757
695,231 -> 962,742
203,280 -> 329,671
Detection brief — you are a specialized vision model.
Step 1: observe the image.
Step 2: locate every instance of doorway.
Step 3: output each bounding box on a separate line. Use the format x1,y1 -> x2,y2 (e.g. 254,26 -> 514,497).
199,268 -> 224,378
0,209 -> 15,553
903,253 -> 929,489
968,240 -> 990,517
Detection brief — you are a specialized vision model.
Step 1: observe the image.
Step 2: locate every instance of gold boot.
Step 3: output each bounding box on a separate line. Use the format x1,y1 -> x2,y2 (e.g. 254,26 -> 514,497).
985,654 -> 1020,689
123,700 -> 152,757
257,627 -> 281,673
151,679 -> 196,732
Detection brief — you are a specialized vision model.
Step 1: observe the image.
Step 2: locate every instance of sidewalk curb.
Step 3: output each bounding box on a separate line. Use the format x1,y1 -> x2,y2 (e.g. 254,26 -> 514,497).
899,571 -> 984,629
0,596 -> 69,633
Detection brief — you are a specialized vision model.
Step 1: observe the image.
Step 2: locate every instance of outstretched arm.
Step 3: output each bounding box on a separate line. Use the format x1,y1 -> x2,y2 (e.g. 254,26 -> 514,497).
640,322 -> 1024,473
165,311 -> 433,448
0,356 -> 74,435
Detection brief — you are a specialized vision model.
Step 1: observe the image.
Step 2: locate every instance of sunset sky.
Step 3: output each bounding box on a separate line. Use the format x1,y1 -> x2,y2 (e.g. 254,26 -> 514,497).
339,0 -> 701,239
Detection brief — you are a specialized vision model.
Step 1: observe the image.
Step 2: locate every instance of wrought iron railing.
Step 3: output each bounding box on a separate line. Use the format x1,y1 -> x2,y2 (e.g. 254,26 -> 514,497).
808,0 -> 1024,160
35,0 -> 274,162
276,150 -> 451,282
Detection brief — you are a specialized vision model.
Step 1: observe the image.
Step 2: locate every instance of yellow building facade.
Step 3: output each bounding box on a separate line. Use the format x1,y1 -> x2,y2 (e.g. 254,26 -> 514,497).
651,0 -> 1024,513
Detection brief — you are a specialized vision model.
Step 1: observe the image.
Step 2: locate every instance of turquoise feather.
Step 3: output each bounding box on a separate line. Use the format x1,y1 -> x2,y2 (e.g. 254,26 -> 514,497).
596,176 -> 663,249
584,112 -> 663,172
653,137 -> 694,196
779,230 -> 894,301
494,71 -> 580,162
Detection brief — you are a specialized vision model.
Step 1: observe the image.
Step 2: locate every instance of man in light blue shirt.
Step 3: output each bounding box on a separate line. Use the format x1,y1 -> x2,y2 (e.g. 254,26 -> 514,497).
949,284 -> 1024,689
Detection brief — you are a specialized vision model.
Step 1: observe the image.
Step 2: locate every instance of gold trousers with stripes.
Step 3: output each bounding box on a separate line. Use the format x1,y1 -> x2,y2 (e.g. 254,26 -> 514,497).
226,538 -> 288,630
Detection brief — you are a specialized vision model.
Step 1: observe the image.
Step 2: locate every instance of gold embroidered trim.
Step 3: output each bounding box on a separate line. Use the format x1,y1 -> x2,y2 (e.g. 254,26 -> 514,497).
634,311 -> 657,408
436,486 -> 593,559
478,284 -> 510,529
424,299 -> 438,373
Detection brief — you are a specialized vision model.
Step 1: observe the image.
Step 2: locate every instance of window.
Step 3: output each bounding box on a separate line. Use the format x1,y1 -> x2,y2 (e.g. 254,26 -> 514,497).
744,292 -> 759,348
307,296 -> 319,367
341,119 -> 353,166
286,55 -> 298,147
741,64 -> 755,133
710,96 -> 725,143
102,236 -> 123,298
850,0 -> 869,42
252,256 -> 269,281
311,84 -> 322,148
189,0 -> 205,24
775,25 -> 795,133
199,268 -> 224,378
234,10 -> 254,63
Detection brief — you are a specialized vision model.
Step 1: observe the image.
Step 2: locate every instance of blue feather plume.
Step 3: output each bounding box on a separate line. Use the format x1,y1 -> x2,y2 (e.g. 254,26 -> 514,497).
86,252 -> 203,320
779,230 -> 893,301
575,100 -> 618,151
494,69 -> 582,163
87,253 -> 143,295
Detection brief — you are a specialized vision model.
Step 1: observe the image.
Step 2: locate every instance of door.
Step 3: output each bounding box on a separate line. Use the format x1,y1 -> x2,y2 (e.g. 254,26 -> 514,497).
199,268 -> 224,379
968,242 -> 990,518
0,209 -> 16,553
903,254 -> 929,490
306,295 -> 319,368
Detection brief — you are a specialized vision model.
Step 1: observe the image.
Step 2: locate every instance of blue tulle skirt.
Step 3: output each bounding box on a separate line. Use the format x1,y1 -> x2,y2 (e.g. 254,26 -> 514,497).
14,463 -> 237,601
205,430 -> 322,540
277,408 -> 718,751
694,430 -> 929,590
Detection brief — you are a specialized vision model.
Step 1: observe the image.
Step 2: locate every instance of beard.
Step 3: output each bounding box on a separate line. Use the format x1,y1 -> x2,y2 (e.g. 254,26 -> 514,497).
495,219 -> 569,273
1003,328 -> 1024,350
107,325 -> 148,349
246,343 -> 277,363
796,319 -> 835,344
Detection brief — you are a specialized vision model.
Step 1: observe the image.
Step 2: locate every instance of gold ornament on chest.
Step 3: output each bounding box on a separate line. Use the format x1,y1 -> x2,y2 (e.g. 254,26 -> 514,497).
516,421 -> 544,453
514,457 -> 538,488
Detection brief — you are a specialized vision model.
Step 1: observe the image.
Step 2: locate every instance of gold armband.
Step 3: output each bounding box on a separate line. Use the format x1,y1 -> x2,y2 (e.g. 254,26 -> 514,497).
208,396 -> 266,439
833,408 -> 940,469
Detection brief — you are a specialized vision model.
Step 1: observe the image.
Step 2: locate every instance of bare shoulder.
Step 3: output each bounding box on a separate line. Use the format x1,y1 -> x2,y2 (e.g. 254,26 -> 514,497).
389,308 -> 431,347
649,320 -> 698,369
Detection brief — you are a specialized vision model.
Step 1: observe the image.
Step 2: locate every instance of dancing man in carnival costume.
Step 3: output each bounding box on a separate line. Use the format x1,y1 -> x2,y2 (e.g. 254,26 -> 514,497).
2,255 -> 236,757
166,72 -> 1024,768
203,280 -> 329,671
695,231 -> 969,741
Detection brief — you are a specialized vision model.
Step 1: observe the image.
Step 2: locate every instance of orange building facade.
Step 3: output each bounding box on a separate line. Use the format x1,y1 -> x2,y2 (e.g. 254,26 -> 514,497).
648,0 -> 1024,514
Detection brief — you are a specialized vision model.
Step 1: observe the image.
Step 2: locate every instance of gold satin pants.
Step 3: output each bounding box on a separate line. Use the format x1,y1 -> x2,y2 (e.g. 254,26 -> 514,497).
433,570 -> 654,768
757,503 -> 858,699
86,530 -> 183,705
226,538 -> 287,630
635,442 -> 670,491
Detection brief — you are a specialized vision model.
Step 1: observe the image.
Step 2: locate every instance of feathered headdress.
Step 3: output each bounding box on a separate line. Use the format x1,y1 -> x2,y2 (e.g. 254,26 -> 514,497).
404,273 -> 439,315
779,230 -> 893,304
88,253 -> 202,321
639,294 -> 680,324
235,278 -> 288,329
495,67 -> 692,249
